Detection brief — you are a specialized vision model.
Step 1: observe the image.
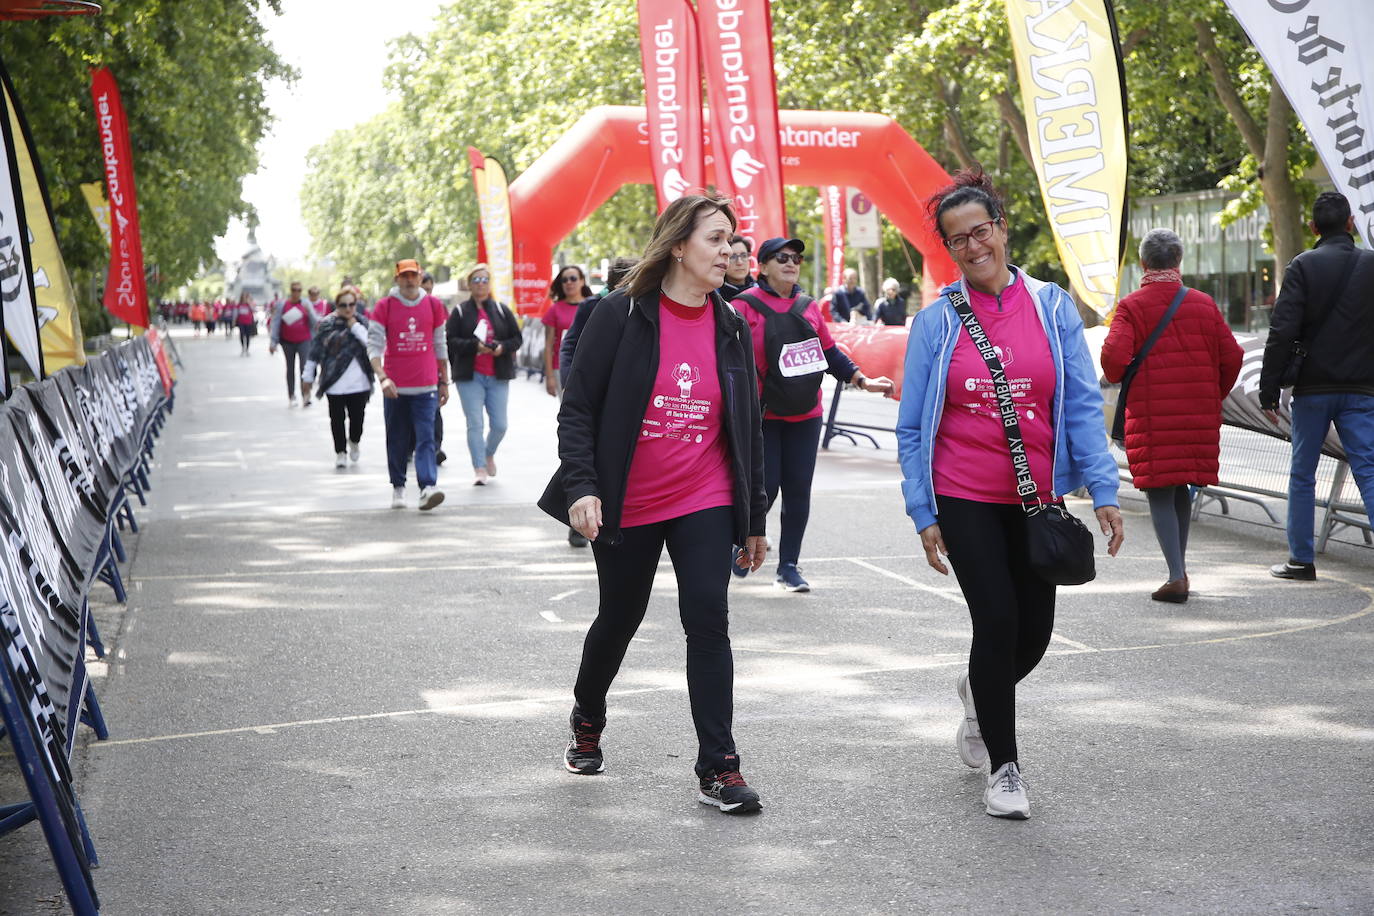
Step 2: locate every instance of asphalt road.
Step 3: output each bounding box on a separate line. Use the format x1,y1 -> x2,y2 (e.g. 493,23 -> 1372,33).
2,327 -> 1372,914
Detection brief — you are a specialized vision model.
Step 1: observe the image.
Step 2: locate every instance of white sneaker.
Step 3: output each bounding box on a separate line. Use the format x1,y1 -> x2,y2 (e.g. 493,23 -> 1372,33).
418,487 -> 445,511
390,487 -> 405,509
349,441 -> 360,462
956,672 -> 988,768
984,762 -> 1030,819
334,452 -> 347,468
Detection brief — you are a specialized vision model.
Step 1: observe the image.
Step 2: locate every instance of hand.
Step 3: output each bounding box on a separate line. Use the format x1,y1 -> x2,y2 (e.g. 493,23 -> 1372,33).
1262,408 -> 1281,425
738,535 -> 769,571
380,378 -> 398,399
860,374 -> 894,396
345,314 -> 356,327
492,343 -> 503,357
919,524 -> 949,575
569,495 -> 602,541
1095,505 -> 1124,557
477,343 -> 493,355
546,375 -> 558,397
438,383 -> 450,407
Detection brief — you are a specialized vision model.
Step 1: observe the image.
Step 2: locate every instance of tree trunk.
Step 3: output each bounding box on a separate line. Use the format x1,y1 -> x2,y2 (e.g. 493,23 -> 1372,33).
1260,80 -> 1307,281
941,84 -> 978,170
994,89 -> 1034,169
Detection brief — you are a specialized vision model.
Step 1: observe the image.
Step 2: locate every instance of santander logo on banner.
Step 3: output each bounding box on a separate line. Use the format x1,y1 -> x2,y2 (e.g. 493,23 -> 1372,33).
697,0 -> 787,252
637,0 -> 704,211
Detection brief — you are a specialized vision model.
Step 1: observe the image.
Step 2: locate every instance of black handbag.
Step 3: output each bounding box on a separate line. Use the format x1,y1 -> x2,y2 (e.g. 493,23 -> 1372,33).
1111,285 -> 1189,446
947,287 -> 1096,586
1279,248 -> 1358,388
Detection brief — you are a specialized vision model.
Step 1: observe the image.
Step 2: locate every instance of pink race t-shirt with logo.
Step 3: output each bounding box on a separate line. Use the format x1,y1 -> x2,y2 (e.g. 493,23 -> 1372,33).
933,273 -> 1057,504
544,300 -> 579,369
620,295 -> 734,528
278,300 -> 314,343
372,294 -> 448,388
473,303 -> 497,377
737,287 -> 834,422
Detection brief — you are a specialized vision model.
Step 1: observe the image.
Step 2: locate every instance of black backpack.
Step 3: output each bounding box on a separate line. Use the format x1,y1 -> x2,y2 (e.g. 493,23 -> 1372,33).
737,292 -> 827,416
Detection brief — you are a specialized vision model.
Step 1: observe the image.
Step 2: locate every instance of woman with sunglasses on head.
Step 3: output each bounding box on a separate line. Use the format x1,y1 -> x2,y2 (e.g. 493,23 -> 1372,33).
539,194 -> 769,814
300,289 -> 374,468
543,265 -> 592,398
896,169 -> 1124,820
446,264 -> 523,486
732,237 -> 893,593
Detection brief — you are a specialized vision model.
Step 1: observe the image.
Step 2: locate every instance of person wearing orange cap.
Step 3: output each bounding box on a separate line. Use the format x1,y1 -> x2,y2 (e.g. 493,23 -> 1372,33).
367,258 -> 451,510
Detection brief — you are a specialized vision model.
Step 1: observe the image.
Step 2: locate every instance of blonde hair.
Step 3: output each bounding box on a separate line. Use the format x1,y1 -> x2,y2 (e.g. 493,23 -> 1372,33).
466,263 -> 492,285
623,194 -> 737,299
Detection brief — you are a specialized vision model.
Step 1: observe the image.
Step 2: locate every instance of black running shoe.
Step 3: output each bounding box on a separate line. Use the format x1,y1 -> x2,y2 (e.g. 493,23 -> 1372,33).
1269,559 -> 1316,580
563,708 -> 605,775
697,768 -> 762,814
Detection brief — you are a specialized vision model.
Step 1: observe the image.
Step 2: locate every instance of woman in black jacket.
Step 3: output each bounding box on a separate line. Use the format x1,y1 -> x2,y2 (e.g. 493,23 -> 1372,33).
539,194 -> 769,814
446,264 -> 523,485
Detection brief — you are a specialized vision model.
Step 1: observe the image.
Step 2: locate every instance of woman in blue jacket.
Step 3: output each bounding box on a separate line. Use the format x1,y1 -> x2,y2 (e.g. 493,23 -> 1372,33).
896,170 -> 1124,820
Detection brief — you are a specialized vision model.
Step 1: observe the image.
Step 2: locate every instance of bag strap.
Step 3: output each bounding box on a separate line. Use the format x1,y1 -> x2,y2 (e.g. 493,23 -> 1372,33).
1121,285 -> 1189,386
789,294 -> 814,317
947,286 -> 1041,510
735,292 -> 771,319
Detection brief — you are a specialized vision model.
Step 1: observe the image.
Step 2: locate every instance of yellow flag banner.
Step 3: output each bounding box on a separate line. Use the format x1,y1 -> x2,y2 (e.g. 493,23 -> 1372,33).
1004,0 -> 1128,320
468,147 -> 516,317
80,182 -> 110,247
0,65 -> 85,369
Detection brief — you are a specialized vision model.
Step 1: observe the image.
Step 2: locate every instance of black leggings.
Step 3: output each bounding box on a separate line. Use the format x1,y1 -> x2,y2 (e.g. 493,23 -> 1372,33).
239,324 -> 253,350
327,392 -> 369,454
280,340 -> 306,398
763,416 -> 821,568
574,506 -> 738,776
936,494 -> 1056,770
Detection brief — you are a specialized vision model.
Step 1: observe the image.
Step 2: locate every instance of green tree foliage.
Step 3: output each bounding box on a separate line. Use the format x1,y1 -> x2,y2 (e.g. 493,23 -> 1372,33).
0,0 -> 292,333
301,0 -> 1316,306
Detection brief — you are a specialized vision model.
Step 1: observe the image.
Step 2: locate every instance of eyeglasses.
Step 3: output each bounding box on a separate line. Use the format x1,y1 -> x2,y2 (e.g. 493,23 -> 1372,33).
769,253 -> 804,265
727,253 -> 750,263
944,218 -> 1002,251
471,276 -> 491,284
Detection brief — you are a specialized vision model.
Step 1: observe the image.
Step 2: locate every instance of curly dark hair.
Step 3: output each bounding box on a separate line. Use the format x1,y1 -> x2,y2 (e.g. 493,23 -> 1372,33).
925,168 -> 1006,240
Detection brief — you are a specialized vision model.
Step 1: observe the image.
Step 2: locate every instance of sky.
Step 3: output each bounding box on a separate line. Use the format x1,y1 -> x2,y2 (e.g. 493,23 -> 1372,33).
213,0 -> 448,267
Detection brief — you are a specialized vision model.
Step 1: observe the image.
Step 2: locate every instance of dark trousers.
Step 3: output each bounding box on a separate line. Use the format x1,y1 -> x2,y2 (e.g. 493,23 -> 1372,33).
238,324 -> 253,350
327,392 -> 369,454
383,392 -> 438,489
763,416 -> 822,568
937,494 -> 1057,770
281,340 -> 306,398
574,506 -> 738,776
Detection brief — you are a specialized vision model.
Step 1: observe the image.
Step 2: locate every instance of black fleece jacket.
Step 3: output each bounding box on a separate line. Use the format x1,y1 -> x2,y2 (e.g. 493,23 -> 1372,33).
538,288 -> 767,546
445,298 -> 524,381
1260,232 -> 1374,407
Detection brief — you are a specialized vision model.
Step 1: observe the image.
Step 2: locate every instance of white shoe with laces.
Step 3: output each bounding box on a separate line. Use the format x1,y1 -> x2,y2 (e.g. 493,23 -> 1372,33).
418,487 -> 445,511
984,762 -> 1030,819
390,487 -> 405,509
349,441 -> 360,463
956,672 -> 988,768
334,452 -> 347,469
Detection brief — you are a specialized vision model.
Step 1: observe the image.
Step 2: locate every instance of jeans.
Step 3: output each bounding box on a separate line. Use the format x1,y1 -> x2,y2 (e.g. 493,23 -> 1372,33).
457,373 -> 510,469
762,416 -> 822,569
326,391 -> 369,454
383,391 -> 439,489
280,340 -> 306,399
1287,392 -> 1374,562
575,506 -> 738,776
937,494 -> 1057,770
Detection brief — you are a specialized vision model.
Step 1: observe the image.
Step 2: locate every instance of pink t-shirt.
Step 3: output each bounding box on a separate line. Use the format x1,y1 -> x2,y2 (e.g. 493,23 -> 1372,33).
620,295 -> 734,528
473,303 -> 497,377
313,299 -> 330,317
933,274 -> 1057,504
278,300 -> 313,343
737,287 -> 835,422
372,294 -> 448,388
544,300 -> 579,369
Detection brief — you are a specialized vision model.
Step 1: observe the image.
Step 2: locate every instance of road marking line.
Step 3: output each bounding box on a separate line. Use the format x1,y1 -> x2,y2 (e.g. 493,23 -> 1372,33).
845,557 -> 964,604
1051,633 -> 1094,651
733,645 -> 831,657
550,589 -> 580,602
539,610 -> 563,623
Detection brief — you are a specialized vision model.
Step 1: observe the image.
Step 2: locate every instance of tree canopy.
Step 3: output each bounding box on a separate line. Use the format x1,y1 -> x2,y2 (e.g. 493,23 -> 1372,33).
0,0 -> 292,332
300,0 -> 1319,301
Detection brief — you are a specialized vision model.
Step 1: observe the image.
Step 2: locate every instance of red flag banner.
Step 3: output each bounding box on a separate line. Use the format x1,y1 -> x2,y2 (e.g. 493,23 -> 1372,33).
830,325 -> 910,401
638,0 -> 704,211
821,185 -> 845,292
89,67 -> 149,328
697,0 -> 786,254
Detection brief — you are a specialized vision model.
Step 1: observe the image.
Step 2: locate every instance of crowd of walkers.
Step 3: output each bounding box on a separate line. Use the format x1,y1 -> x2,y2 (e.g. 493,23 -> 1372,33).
178,174 -> 1371,824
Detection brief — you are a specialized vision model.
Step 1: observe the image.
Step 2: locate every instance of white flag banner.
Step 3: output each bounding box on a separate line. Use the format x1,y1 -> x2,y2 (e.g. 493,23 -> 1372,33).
0,84 -> 43,389
1223,0 -> 1374,244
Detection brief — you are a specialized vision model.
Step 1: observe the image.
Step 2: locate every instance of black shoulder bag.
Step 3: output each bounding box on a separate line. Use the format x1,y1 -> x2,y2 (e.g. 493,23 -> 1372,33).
1279,249 -> 1359,388
947,287 -> 1096,586
1110,285 -> 1189,446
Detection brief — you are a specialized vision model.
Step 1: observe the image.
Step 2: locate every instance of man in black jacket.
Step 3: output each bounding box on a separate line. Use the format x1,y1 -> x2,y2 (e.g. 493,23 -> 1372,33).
1259,191 -> 1374,580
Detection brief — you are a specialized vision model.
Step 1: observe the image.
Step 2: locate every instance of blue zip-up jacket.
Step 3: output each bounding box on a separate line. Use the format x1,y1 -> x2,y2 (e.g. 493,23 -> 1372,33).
896,268 -> 1119,532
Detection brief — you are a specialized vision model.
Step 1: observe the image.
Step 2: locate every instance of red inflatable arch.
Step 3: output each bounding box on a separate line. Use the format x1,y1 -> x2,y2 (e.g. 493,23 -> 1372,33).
508,105 -> 958,314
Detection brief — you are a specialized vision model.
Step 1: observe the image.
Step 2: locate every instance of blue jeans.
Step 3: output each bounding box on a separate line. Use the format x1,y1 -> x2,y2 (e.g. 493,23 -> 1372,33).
456,373 -> 509,470
1287,392 -> 1374,562
384,391 -> 438,489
